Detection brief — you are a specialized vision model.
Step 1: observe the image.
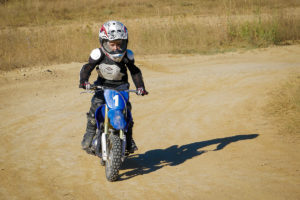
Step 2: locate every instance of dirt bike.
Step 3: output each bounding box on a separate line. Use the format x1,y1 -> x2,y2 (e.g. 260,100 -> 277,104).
82,84 -> 138,182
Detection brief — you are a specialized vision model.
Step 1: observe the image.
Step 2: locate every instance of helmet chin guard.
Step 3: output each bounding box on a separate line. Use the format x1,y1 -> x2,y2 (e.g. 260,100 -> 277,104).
102,50 -> 126,63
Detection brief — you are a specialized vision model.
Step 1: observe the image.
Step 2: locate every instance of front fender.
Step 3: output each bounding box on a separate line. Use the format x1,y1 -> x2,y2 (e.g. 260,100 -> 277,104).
108,109 -> 127,130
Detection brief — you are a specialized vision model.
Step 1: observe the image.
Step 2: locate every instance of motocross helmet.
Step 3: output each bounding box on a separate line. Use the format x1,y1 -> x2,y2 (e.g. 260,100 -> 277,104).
99,21 -> 128,62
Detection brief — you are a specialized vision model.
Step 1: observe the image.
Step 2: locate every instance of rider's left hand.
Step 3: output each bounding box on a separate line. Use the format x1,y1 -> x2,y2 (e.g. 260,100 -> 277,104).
137,87 -> 148,96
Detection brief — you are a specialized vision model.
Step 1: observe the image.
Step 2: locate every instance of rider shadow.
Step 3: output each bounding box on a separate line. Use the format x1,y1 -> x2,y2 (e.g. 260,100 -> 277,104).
119,134 -> 259,181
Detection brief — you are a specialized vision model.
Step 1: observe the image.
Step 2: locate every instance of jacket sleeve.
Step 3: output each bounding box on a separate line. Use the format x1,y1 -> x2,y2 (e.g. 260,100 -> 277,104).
124,50 -> 146,89
79,49 -> 102,87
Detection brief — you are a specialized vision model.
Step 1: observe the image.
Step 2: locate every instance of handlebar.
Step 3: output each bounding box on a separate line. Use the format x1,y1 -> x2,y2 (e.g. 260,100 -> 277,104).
80,84 -> 138,94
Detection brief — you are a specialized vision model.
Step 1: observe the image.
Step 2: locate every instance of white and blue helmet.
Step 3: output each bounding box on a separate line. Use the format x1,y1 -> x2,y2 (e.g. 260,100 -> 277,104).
99,21 -> 128,62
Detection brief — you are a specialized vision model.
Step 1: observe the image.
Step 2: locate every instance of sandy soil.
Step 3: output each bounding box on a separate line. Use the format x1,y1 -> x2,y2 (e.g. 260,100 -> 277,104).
0,45 -> 300,200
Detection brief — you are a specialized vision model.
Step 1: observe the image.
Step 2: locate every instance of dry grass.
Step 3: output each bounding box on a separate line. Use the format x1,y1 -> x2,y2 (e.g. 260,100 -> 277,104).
266,75 -> 300,136
0,25 -> 98,70
129,13 -> 300,54
1,0 -> 298,27
0,0 -> 300,70
227,13 -> 300,47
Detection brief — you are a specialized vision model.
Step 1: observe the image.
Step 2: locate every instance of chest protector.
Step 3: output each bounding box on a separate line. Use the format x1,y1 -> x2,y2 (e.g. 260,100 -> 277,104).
97,62 -> 125,81
95,55 -> 128,87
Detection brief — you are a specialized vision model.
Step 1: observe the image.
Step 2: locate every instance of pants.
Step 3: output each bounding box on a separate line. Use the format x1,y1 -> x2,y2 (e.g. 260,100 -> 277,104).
81,91 -> 134,150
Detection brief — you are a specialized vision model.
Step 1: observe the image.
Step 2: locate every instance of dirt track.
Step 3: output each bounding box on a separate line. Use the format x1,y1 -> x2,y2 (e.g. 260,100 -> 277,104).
0,45 -> 300,200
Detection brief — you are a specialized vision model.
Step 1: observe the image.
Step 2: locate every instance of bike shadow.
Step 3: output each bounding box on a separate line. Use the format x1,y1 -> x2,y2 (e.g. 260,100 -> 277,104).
119,134 -> 259,181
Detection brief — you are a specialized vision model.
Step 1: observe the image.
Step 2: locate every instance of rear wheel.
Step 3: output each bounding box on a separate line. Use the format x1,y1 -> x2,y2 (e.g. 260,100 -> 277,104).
105,133 -> 122,182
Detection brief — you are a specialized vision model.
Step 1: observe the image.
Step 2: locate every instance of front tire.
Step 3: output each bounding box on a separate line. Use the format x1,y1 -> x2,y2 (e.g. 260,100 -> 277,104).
105,133 -> 122,182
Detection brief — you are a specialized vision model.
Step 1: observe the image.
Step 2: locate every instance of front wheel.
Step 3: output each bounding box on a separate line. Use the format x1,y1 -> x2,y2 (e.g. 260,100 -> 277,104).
105,133 -> 122,182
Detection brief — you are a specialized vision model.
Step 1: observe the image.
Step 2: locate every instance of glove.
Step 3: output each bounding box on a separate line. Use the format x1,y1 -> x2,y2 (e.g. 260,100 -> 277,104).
79,82 -> 91,90
137,87 -> 148,96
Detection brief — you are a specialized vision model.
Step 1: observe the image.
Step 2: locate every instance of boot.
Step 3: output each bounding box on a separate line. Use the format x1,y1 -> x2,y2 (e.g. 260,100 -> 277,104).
126,125 -> 138,153
81,132 -> 94,150
81,111 -> 97,153
129,139 -> 138,153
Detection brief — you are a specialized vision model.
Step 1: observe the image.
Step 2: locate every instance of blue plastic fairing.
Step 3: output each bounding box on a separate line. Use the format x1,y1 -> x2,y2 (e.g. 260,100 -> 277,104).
108,109 -> 127,129
95,89 -> 132,130
104,90 -> 129,110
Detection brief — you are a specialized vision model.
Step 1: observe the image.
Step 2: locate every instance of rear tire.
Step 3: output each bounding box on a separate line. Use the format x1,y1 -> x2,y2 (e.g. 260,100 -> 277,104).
105,133 -> 122,182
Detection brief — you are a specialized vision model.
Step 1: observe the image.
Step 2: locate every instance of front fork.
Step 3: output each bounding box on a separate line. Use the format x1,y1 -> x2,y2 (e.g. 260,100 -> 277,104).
101,105 -> 127,162
101,105 -> 109,161
120,129 -> 126,162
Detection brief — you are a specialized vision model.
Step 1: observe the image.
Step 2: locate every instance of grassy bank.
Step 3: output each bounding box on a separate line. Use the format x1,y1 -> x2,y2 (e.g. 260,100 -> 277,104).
0,0 -> 299,70
266,75 -> 300,136
1,0 -> 298,28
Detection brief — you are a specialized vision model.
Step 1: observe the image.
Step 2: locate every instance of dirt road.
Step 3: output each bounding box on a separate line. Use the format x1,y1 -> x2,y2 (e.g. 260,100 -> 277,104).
0,45 -> 299,200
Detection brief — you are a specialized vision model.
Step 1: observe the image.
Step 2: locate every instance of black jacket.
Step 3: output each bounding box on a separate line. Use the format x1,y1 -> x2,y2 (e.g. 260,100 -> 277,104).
79,48 -> 145,89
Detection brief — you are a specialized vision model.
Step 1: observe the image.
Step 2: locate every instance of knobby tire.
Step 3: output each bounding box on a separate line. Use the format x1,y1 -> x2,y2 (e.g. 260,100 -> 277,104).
105,133 -> 122,182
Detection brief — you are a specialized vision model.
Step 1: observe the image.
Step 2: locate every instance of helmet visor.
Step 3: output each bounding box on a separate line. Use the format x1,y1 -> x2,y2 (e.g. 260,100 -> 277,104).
103,39 -> 127,54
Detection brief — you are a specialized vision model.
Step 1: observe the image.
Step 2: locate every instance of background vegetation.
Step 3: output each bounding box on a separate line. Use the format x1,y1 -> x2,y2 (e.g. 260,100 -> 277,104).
0,0 -> 299,70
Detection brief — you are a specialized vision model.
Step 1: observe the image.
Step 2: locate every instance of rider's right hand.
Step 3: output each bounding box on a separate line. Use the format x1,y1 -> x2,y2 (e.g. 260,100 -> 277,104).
79,81 -> 91,90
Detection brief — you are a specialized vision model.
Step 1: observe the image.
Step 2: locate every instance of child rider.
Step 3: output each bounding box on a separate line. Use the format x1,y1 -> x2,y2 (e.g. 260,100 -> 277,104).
79,21 -> 148,155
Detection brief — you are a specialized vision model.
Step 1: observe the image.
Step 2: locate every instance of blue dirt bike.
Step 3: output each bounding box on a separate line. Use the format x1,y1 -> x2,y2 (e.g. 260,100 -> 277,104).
82,84 -> 138,182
